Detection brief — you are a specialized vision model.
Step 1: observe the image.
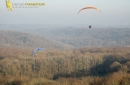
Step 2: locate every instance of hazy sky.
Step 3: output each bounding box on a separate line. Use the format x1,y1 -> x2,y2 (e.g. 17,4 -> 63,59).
0,0 -> 130,27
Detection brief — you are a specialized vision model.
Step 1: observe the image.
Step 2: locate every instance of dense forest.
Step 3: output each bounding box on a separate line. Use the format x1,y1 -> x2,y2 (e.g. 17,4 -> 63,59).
0,26 -> 130,85
0,46 -> 130,85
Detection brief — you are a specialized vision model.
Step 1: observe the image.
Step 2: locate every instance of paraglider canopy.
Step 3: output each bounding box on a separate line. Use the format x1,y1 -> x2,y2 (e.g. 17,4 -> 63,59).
78,6 -> 101,14
31,48 -> 45,56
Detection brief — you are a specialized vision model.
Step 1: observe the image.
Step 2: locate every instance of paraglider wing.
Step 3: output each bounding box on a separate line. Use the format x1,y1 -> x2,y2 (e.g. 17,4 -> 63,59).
78,6 -> 101,14
31,48 -> 45,56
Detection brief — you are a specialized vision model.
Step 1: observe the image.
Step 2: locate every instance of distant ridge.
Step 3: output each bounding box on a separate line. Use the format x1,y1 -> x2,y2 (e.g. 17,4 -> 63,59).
27,28 -> 130,48
0,24 -> 130,48
0,30 -> 74,50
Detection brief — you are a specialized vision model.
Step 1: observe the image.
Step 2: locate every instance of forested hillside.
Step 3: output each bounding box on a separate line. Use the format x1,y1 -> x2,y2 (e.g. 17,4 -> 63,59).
0,30 -> 74,50
0,46 -> 130,85
26,28 -> 130,47
0,25 -> 130,48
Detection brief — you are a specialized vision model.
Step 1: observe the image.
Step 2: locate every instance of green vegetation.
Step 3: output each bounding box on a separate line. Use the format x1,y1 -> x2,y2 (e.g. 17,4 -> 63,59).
0,46 -> 130,85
